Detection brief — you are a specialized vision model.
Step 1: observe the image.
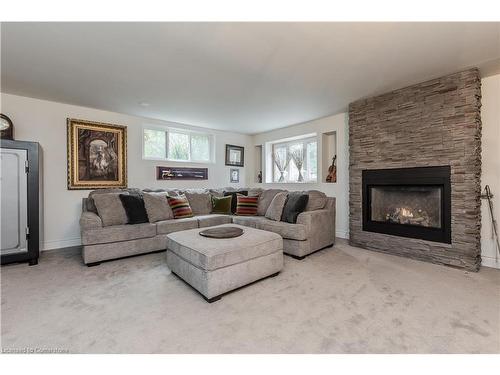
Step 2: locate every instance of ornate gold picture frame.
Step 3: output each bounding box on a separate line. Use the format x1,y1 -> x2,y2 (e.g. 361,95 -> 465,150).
67,118 -> 127,190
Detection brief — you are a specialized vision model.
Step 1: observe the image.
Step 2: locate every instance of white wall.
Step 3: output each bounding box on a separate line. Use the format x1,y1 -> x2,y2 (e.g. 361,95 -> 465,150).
480,74 -> 500,269
2,74 -> 497,264
0,93 -> 252,250
251,113 -> 349,239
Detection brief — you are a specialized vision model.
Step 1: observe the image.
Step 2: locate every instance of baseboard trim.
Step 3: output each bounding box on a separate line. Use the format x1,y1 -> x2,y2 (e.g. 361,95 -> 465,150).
336,230 -> 349,239
481,255 -> 500,269
42,238 -> 81,251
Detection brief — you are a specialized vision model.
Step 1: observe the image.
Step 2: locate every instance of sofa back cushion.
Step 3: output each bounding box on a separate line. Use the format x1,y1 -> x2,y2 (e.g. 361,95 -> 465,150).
235,195 -> 259,216
208,188 -> 225,198
93,192 -> 130,226
265,192 -> 288,221
184,191 -> 212,215
257,189 -> 285,216
211,195 -> 232,214
119,194 -> 149,224
143,188 -> 182,196
305,190 -> 327,211
167,194 -> 194,219
87,188 -> 141,213
143,192 -> 174,222
281,192 -> 309,223
248,187 -> 264,197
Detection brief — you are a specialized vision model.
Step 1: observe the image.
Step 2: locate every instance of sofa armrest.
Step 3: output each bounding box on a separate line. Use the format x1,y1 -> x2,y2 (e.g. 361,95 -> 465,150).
297,209 -> 331,226
80,211 -> 103,231
296,208 -> 335,249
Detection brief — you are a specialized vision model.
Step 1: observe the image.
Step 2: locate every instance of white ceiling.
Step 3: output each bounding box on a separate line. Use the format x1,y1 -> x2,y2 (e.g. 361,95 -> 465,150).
2,22 -> 499,134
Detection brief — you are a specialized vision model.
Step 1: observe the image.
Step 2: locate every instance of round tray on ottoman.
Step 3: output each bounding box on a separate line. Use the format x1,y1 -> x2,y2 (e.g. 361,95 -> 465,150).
199,226 -> 244,238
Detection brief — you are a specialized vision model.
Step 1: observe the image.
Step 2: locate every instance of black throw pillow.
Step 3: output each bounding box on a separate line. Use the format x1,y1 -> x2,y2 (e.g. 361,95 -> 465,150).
281,192 -> 309,223
223,190 -> 248,214
119,194 -> 149,224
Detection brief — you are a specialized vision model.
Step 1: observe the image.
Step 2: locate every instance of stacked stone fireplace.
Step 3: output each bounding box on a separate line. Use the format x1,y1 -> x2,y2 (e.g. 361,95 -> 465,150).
349,68 -> 482,271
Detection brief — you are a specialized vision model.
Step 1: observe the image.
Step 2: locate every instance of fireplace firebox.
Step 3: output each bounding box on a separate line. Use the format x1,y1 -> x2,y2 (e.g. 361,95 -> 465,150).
362,166 -> 451,243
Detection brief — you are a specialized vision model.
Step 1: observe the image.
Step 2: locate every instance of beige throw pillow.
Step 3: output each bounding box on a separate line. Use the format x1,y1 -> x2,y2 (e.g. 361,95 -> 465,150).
305,190 -> 327,211
143,192 -> 174,222
93,192 -> 129,226
257,189 -> 286,216
265,192 -> 288,221
184,191 -> 212,215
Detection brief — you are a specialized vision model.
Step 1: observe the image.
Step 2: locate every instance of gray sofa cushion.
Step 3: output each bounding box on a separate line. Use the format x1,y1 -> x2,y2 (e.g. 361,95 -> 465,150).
197,214 -> 232,228
256,220 -> 308,241
231,216 -> 269,228
166,224 -> 282,271
93,192 -> 129,226
248,187 -> 263,196
305,190 -> 327,211
87,188 -> 141,213
257,189 -> 285,216
83,235 -> 167,264
184,191 -> 212,215
156,217 -> 199,235
81,223 -> 156,245
143,192 -> 174,222
143,188 -> 181,195
265,192 -> 288,221
208,188 -> 225,197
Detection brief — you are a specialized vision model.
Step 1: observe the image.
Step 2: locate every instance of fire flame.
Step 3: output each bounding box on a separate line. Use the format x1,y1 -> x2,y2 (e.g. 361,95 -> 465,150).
399,207 -> 413,218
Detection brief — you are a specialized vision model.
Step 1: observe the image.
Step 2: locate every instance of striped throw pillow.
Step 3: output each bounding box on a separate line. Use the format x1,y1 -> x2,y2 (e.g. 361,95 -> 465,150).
167,194 -> 194,219
235,194 -> 259,216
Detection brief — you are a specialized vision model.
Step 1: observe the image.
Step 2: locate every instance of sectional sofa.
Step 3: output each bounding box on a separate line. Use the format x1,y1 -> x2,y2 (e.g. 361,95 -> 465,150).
79,187 -> 336,265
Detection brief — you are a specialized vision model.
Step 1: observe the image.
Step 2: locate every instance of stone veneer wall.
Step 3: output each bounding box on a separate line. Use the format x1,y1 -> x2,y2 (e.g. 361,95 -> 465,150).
349,68 -> 482,271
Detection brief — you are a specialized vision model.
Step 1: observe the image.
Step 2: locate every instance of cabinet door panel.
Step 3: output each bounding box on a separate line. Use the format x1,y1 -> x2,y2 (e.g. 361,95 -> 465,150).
1,148 -> 28,255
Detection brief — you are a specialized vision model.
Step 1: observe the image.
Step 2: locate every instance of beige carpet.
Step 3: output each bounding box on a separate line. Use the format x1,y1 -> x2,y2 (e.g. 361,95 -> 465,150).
1,241 -> 499,354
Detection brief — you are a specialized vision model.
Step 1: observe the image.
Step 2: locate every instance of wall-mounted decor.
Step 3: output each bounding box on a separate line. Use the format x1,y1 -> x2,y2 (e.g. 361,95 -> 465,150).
157,166 -> 208,180
225,144 -> 244,167
326,155 -> 337,183
230,168 -> 240,183
67,118 -> 127,190
0,114 -> 14,140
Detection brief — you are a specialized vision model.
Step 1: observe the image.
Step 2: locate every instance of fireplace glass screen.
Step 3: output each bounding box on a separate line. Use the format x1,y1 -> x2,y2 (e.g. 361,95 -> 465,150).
370,186 -> 442,229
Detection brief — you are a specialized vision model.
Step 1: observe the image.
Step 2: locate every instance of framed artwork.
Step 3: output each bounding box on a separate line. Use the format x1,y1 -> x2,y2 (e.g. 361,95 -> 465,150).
67,118 -> 127,190
230,168 -> 240,183
157,166 -> 208,180
225,144 -> 244,167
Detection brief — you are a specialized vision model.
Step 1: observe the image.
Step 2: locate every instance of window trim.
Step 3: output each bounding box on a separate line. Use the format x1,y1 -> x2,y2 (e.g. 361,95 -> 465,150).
142,125 -> 215,164
271,135 -> 318,183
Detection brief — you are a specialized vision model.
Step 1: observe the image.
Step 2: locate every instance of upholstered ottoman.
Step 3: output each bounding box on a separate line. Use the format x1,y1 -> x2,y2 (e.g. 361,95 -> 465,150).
166,224 -> 283,302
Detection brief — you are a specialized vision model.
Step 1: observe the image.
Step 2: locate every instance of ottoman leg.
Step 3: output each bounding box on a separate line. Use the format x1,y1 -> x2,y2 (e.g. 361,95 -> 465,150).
205,295 -> 222,303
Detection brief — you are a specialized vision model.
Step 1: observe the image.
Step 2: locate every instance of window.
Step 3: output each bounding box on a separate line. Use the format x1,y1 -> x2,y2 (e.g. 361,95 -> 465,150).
143,129 -> 166,159
272,136 -> 317,183
143,126 -> 213,163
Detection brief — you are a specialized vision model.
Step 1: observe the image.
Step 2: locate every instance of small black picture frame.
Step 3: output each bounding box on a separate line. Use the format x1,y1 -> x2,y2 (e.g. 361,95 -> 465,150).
225,144 -> 244,167
230,168 -> 240,183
